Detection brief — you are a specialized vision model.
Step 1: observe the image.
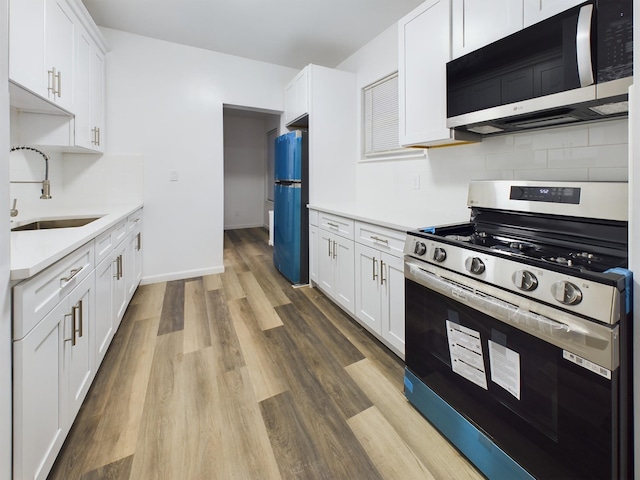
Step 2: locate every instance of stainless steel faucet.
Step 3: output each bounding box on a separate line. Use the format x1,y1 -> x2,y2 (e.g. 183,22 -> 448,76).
9,145 -> 52,199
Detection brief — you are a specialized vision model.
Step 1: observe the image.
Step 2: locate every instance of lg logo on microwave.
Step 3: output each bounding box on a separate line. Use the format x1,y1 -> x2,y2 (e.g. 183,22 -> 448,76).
513,105 -> 524,112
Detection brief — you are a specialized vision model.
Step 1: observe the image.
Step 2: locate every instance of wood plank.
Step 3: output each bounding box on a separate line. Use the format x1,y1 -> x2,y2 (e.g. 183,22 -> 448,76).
202,273 -> 222,291
348,406 -> 435,480
128,331 -> 186,480
220,266 -> 246,300
346,359 -> 484,480
228,298 -> 288,402
260,391 -> 332,479
183,278 -> 212,354
205,289 -> 245,372
302,286 -> 405,389
216,366 -> 283,479
245,254 -> 292,307
237,271 -> 283,330
224,244 -> 250,273
88,316 -> 161,468
157,280 -> 185,335
282,286 -> 365,367
130,282 -> 166,319
80,455 -> 134,480
262,325 -> 382,479
274,303 -> 372,419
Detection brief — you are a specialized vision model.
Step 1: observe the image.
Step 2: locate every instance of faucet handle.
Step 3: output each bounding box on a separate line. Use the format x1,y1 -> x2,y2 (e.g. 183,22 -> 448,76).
10,198 -> 18,218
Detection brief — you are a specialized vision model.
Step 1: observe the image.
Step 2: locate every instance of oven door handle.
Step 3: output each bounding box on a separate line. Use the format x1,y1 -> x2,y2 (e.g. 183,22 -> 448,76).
406,262 -> 618,371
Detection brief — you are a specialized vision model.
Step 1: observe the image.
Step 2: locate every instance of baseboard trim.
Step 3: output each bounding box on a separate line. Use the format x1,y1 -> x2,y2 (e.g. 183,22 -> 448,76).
140,265 -> 225,285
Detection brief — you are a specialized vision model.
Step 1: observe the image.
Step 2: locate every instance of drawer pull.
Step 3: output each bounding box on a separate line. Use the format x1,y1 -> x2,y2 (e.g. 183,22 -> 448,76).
60,266 -> 83,284
371,235 -> 389,245
327,222 -> 339,229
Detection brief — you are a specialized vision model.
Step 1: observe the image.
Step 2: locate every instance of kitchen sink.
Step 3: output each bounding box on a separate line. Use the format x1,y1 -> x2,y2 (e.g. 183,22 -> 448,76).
11,216 -> 103,231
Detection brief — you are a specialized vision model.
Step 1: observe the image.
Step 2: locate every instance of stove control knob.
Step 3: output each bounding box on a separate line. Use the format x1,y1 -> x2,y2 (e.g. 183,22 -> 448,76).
551,281 -> 583,306
414,241 -> 427,256
464,257 -> 485,275
512,270 -> 538,292
433,247 -> 447,262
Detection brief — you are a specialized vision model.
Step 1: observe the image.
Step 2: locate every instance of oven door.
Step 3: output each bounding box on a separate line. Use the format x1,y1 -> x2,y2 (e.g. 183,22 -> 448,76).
404,258 -> 626,480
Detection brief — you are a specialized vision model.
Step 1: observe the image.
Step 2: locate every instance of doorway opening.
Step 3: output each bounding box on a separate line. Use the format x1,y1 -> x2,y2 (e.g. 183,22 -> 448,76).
222,105 -> 281,232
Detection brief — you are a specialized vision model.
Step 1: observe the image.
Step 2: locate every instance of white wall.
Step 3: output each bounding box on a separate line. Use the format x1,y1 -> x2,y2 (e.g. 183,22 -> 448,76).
101,28 -> 297,283
223,112 -> 268,229
0,0 -> 11,477
337,24 -> 629,228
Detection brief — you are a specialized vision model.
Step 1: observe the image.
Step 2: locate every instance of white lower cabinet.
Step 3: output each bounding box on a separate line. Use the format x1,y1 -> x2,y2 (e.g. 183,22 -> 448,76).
354,233 -> 405,356
317,216 -> 355,315
12,207 -> 143,480
311,210 -> 406,358
14,270 -> 94,480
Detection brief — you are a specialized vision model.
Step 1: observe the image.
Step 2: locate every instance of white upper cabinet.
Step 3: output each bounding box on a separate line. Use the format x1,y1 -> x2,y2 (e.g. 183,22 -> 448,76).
284,67 -> 309,126
46,0 -> 75,110
398,0 -> 478,147
451,0 -> 524,59
523,0 -> 586,27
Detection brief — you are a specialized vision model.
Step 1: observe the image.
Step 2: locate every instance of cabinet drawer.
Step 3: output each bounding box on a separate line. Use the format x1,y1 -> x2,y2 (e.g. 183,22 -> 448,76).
355,221 -> 406,257
309,209 -> 319,227
127,208 -> 143,233
94,219 -> 126,265
319,212 -> 354,240
13,242 -> 94,340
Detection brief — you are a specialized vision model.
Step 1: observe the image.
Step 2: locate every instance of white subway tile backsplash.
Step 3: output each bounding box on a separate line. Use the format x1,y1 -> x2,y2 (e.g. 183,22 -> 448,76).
529,126 -> 589,150
547,144 -> 628,169
485,149 -> 546,170
588,119 -> 628,146
513,168 -> 589,181
588,167 -> 628,181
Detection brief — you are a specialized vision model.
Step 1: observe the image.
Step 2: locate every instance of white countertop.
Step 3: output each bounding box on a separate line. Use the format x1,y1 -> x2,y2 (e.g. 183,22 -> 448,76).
10,203 -> 143,281
307,204 -> 419,232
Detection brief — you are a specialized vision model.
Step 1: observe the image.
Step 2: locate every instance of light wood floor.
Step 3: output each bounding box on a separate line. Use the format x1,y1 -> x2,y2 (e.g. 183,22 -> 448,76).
47,228 -> 484,480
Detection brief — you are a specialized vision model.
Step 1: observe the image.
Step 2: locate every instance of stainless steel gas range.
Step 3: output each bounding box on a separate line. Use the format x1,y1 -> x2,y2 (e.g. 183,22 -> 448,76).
403,181 -> 632,480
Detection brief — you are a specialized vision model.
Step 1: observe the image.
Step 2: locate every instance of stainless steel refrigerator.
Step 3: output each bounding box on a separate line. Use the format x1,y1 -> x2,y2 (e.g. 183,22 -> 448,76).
273,130 -> 309,284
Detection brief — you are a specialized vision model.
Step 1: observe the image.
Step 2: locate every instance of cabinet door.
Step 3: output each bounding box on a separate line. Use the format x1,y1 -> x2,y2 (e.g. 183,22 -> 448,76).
112,244 -> 127,325
451,0 -> 524,59
317,230 -> 335,296
380,253 -> 405,355
399,0 -> 452,147
73,24 -> 93,149
126,227 -> 143,301
9,0 -> 47,97
334,235 -> 355,315
13,300 -> 67,480
523,0 -> 585,27
354,243 -> 381,333
66,272 -> 95,419
284,67 -> 309,125
91,47 -> 106,151
45,0 -> 75,109
309,225 -> 318,283
94,258 -> 114,368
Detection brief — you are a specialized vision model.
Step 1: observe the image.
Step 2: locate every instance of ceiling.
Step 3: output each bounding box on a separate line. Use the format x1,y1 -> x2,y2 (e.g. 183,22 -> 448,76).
80,0 -> 424,70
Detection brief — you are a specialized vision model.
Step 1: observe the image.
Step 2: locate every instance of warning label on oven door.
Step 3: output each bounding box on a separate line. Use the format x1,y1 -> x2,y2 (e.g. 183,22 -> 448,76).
446,320 -> 488,390
489,341 -> 521,400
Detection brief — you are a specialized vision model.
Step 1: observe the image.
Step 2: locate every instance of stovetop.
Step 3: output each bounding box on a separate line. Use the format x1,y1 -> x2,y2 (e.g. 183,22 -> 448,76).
411,222 -> 628,275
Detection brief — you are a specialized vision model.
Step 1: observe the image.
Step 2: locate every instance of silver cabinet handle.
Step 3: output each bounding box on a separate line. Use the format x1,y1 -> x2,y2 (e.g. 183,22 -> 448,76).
327,222 -> 339,229
60,266 -> 83,284
64,312 -> 76,346
118,254 -> 123,279
380,260 -> 386,285
96,127 -> 100,146
332,240 -> 337,259
48,67 -> 57,96
370,235 -> 389,245
136,232 -> 142,251
56,70 -> 62,97
73,300 -> 83,338
372,257 -> 378,281
328,238 -> 332,257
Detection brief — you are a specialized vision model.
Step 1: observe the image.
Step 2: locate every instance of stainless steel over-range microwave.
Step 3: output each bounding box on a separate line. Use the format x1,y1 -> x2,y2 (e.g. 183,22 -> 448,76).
446,0 -> 633,135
